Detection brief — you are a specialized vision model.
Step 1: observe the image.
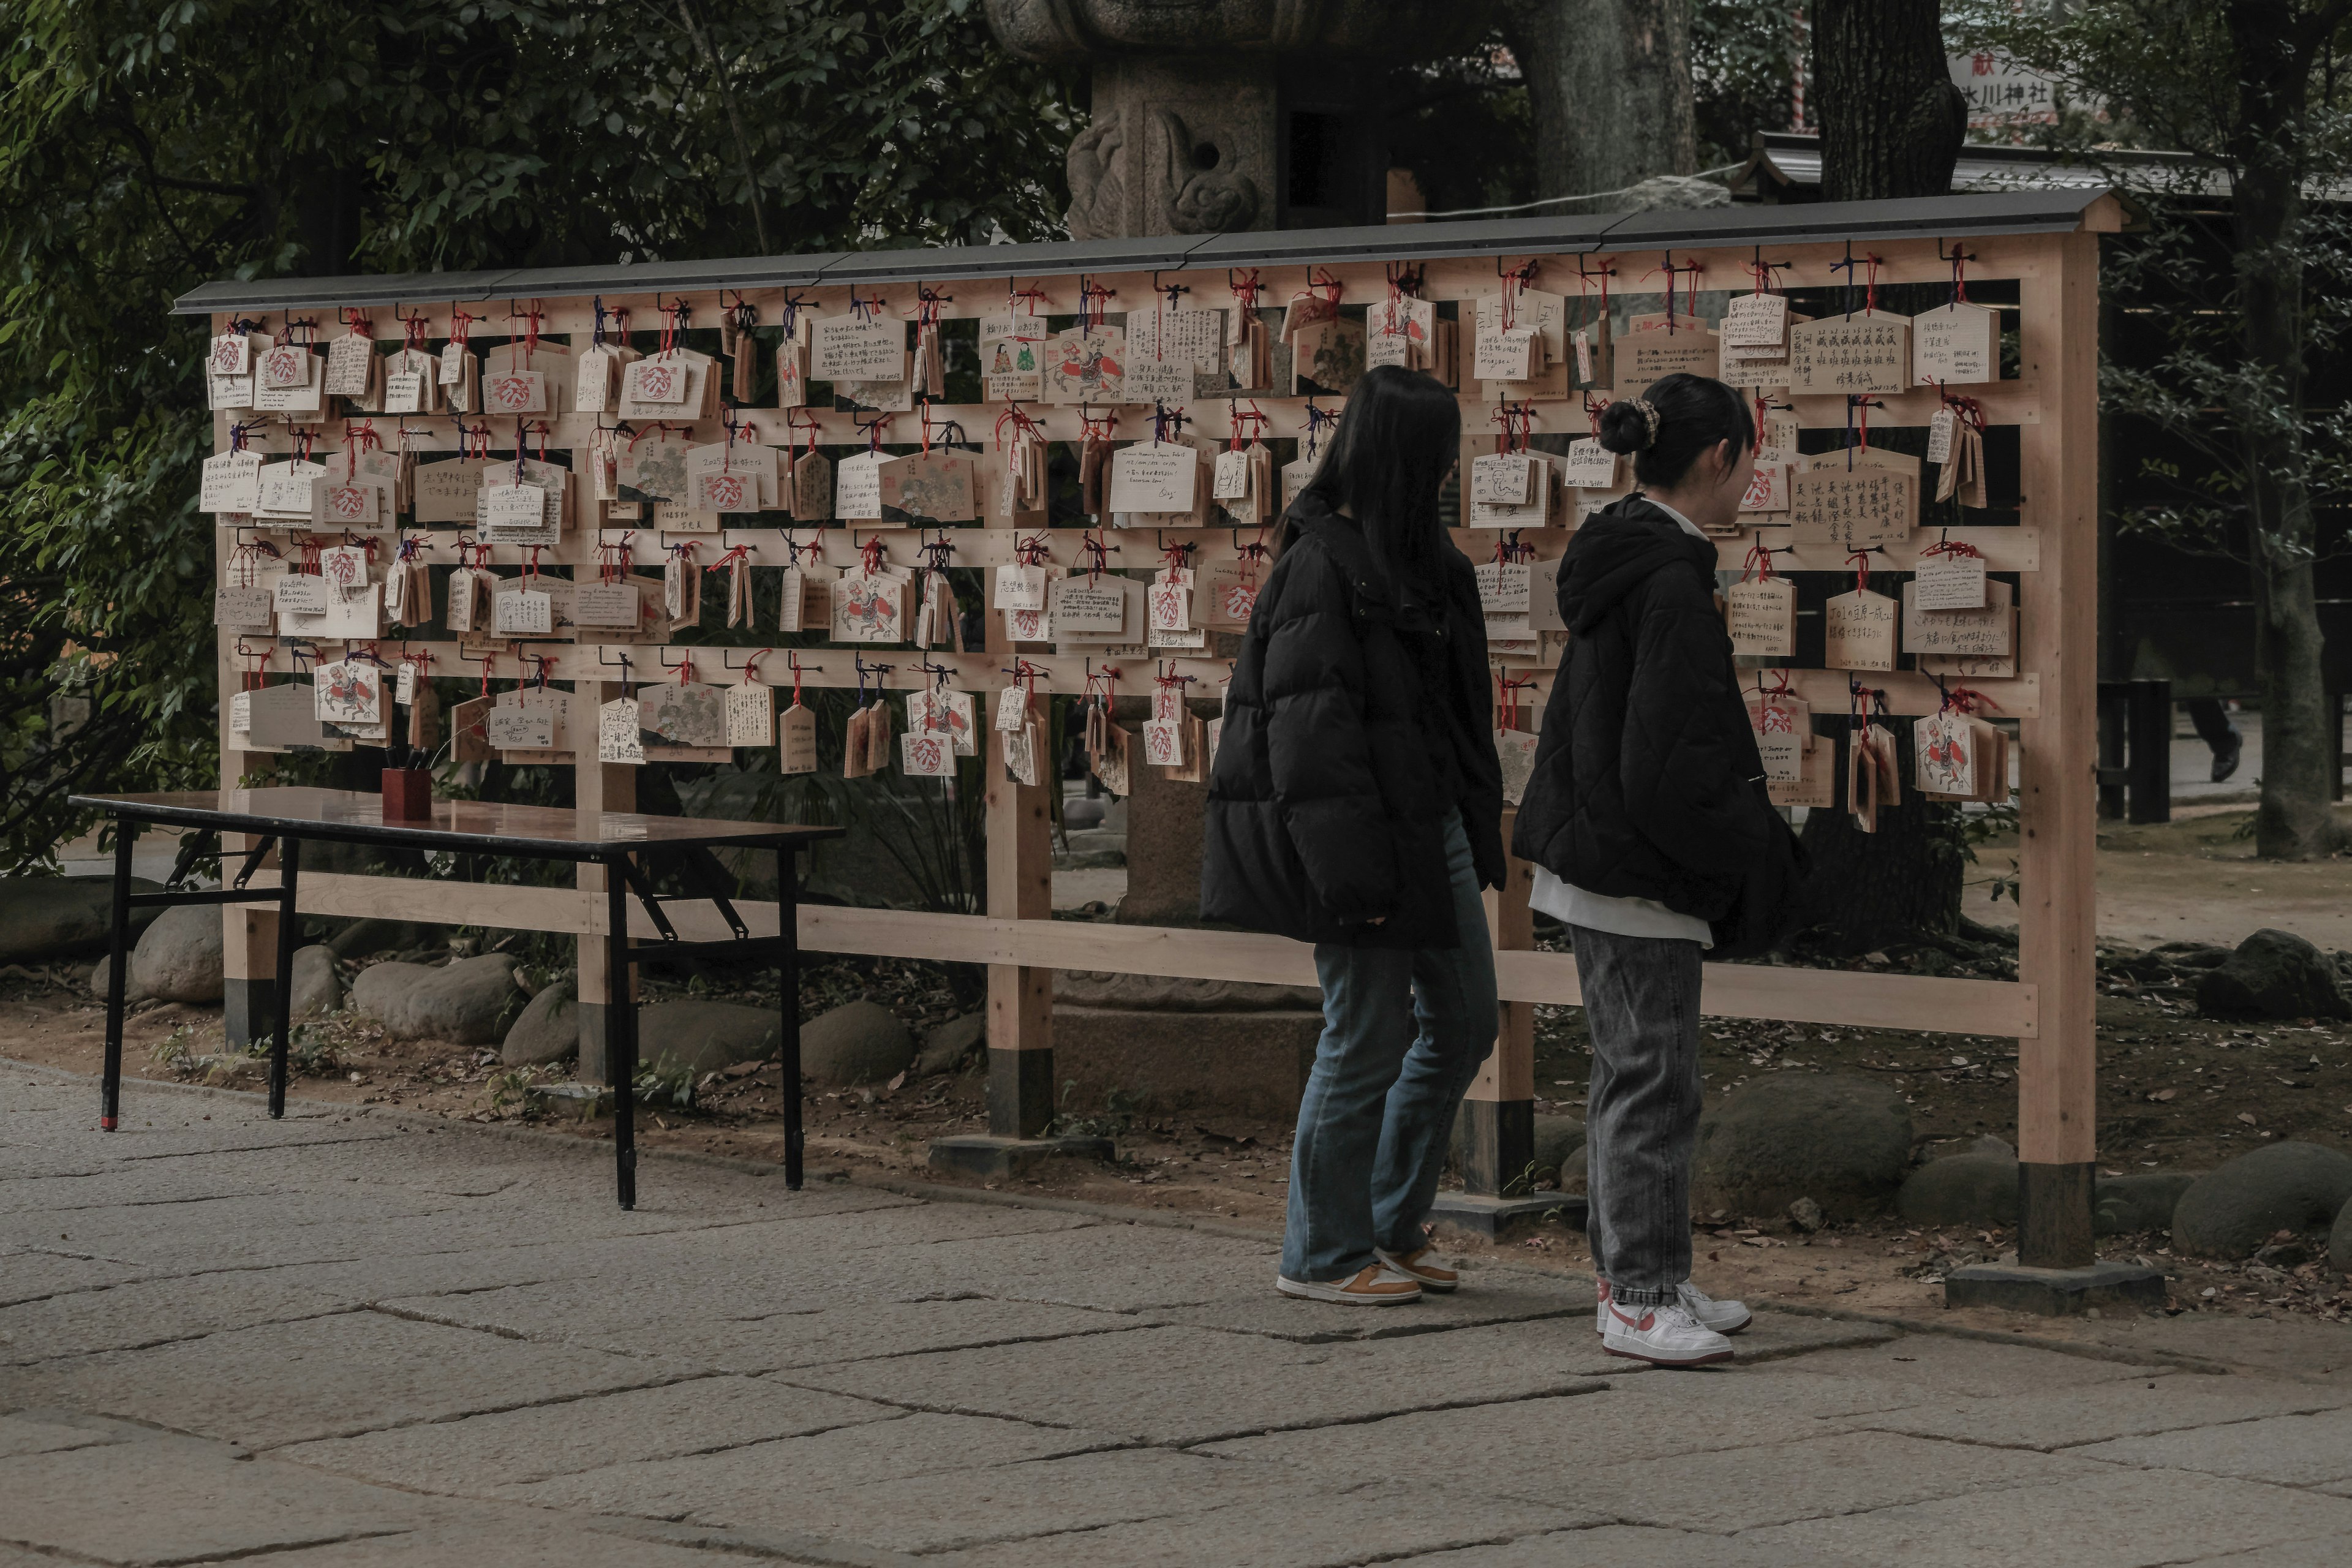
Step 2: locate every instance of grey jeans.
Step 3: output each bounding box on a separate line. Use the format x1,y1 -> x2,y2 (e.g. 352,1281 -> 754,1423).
1570,922 -> 1704,1308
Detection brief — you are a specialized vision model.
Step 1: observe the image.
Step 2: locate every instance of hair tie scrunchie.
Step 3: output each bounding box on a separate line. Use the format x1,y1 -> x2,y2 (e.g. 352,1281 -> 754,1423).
1632,398 -> 1661,448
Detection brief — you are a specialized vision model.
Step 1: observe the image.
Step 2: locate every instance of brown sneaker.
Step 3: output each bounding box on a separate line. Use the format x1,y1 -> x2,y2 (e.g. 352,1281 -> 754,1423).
1276,1264 -> 1423,1305
1376,1247 -> 1460,1292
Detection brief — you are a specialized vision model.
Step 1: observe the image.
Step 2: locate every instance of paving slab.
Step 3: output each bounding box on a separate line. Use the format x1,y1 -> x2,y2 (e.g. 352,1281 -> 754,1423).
2175,1538 -> 2352,1567
1198,1368 -> 1953,1491
2061,1311 -> 2352,1381
178,1518 -> 774,1567
1369,1523 -> 1866,1567
2072,1406 -> 2352,1485
1746,1329 -> 2169,1393
786,1322 -> 1610,1446
0,1272 -> 354,1366
374,1277 -> 1142,1373
501,1410 -> 1130,1526
1145,1275 -> 1595,1343
845,1222 -> 1282,1312
0,1433 -> 435,1566
545,1445 -> 1346,1558
1585,1428 -> 2097,1532
1747,1466 -> 2352,1568
278,1374 -> 902,1491
1709,1307 -> 1902,1362
923,1476 -> 1599,1567
1853,1374 -> 2352,1451
3,1311 -> 689,1449
1,1187 -> 460,1268
0,1249 -> 156,1308
0,1409 -> 132,1459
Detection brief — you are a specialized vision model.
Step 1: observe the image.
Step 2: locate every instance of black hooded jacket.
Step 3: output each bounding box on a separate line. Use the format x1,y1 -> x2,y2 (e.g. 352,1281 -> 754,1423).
1201,496 -> 1506,949
1512,495 -> 1798,938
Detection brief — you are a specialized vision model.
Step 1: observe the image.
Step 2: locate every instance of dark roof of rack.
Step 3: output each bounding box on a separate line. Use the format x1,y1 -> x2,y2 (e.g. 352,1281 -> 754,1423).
174,189 -> 2113,317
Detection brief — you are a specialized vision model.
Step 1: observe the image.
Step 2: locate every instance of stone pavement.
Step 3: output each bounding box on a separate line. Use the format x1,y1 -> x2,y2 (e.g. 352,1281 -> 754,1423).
7,1064 -> 2352,1567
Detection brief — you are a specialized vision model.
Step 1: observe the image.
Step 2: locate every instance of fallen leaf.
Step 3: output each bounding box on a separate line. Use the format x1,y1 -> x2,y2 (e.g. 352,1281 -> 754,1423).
2150,1088 -> 2177,1102
2239,1112 -> 2259,1126
885,1070 -> 907,1092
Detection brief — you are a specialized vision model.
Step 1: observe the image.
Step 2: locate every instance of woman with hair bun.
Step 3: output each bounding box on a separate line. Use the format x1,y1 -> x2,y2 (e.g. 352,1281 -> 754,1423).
1513,372 -> 1804,1366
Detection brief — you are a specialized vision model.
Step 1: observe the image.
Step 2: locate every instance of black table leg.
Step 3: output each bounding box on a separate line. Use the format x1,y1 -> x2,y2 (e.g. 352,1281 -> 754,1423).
269,837 -> 300,1118
100,824 -> 134,1131
606,864 -> 637,1210
778,845 -> 803,1191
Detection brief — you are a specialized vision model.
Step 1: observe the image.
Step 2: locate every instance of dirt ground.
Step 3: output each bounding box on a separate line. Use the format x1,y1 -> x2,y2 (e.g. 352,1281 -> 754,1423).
9,802 -> 2350,1341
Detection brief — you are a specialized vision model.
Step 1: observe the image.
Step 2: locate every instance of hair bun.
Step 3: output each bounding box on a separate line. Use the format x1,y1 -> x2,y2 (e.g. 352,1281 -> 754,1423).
1596,399 -> 1655,455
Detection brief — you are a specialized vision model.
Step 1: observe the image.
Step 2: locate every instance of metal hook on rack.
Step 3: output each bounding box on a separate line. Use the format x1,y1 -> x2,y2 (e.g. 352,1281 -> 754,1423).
854,654 -> 895,689
597,647 -> 635,669
655,648 -> 695,673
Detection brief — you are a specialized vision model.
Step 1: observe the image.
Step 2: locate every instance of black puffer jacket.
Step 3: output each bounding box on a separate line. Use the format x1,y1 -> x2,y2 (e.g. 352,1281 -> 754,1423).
1512,496 -> 1798,940
1202,497 -> 1506,949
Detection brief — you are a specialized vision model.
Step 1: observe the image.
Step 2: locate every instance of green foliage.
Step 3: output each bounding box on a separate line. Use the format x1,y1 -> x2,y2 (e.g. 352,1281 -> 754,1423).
0,0 -> 1072,873
1694,0 -> 1804,166
1953,0 -> 2352,565
635,1052 -> 699,1112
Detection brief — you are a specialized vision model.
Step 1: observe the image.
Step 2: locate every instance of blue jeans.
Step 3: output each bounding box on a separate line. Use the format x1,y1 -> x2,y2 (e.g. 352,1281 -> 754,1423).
1281,811 -> 1498,1283
1570,923 -> 1704,1308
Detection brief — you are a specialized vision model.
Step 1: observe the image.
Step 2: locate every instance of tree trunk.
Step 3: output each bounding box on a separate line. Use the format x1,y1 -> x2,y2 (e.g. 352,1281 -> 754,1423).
1790,1 -> 1969,937
2227,0 -> 2346,858
1501,0 -> 1696,202
1811,0 -> 1967,201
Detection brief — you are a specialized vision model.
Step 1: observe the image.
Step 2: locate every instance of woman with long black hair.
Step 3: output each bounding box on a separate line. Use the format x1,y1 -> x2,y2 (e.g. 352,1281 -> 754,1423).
1514,372 -> 1803,1365
1202,364 -> 1507,1305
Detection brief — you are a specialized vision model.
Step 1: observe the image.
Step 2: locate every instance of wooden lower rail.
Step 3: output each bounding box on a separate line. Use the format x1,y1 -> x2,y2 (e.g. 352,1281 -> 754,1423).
270,870 -> 2035,1038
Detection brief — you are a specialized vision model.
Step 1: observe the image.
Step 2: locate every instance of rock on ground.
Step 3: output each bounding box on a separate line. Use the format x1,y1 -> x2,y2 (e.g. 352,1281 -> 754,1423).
1,876 -> 163,961
290,945 -> 340,1021
2171,1140 -> 2352,1258
1054,971 -> 1321,1011
2095,1170 -> 2199,1236
502,976 -> 578,1067
1898,1151 -> 2019,1226
914,1012 -> 984,1077
1449,1110 -> 1583,1189
801,1000 -> 914,1085
1694,1074 -> 1913,1221
128,903 -> 225,1004
350,954 -> 522,1045
2195,929 -> 2352,1020
327,918 -> 443,960
637,999 -> 780,1077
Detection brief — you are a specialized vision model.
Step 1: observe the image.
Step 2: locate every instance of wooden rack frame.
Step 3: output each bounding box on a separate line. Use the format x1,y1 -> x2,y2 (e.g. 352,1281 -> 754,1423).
187,190 -> 2118,1265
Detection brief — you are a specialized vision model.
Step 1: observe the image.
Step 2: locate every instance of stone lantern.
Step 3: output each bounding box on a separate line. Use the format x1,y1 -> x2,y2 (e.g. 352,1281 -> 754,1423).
985,0 -> 1477,238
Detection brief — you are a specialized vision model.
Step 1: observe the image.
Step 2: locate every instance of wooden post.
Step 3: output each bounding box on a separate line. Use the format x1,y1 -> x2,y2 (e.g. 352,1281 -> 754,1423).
216,369 -> 277,1047
983,636 -> 1055,1139
2014,229 -> 2101,1267
1460,818 -> 1536,1195
219,660 -> 279,1046
576,686 -> 637,1083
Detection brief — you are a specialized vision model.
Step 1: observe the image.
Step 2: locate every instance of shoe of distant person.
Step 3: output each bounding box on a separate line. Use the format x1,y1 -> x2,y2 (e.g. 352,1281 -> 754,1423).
2212,733 -> 2242,783
1276,1264 -> 1422,1305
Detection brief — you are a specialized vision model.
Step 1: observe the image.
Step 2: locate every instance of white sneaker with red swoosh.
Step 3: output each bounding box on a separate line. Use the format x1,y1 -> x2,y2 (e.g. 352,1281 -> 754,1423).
1595,1278 -> 1751,1336
1600,1298 -> 1736,1367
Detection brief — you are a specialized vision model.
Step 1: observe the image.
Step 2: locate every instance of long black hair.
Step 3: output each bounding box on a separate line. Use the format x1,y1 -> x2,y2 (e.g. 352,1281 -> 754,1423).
1296,364 -> 1462,588
1597,372 -> 1755,488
